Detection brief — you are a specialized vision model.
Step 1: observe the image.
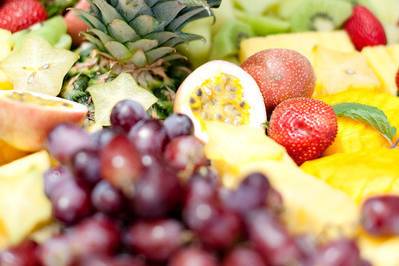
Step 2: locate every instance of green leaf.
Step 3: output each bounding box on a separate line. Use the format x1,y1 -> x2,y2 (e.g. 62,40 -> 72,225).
333,102 -> 397,143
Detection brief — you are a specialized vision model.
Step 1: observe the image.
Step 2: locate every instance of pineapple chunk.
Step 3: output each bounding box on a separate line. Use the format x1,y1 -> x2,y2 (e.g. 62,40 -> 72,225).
387,44 -> 399,68
362,45 -> 397,95
240,31 -> 355,64
313,46 -> 381,96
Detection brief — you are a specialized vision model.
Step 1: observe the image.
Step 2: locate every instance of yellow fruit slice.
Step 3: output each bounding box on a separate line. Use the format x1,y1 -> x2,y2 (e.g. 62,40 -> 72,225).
0,29 -> 13,62
301,149 -> 399,204
360,235 -> 399,266
362,45 -> 397,95
0,139 -> 29,166
313,46 -> 381,97
387,44 -> 399,66
0,70 -> 12,90
0,151 -> 52,248
318,89 -> 399,155
240,31 -> 355,64
205,122 -> 358,236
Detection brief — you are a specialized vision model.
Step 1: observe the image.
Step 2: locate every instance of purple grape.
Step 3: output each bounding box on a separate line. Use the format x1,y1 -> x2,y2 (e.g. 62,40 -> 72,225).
67,215 -> 120,258
43,166 -> 74,199
164,136 -> 207,171
124,219 -> 184,261
50,178 -> 92,224
222,246 -> 266,266
38,235 -> 74,266
131,164 -> 182,218
0,240 -> 39,266
91,180 -> 125,215
361,195 -> 399,236
311,239 -> 364,266
128,119 -> 169,155
184,173 -> 219,205
295,234 -> 318,261
100,135 -> 143,197
46,123 -> 94,163
110,100 -> 148,132
77,254 -> 145,266
72,148 -> 101,186
246,210 -> 303,265
91,128 -> 117,149
169,247 -> 218,266
163,113 -> 194,139
221,172 -> 271,216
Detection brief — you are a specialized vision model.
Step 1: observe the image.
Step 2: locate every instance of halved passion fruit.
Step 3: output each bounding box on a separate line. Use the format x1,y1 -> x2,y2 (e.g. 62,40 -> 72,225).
174,60 -> 266,141
0,90 -> 87,151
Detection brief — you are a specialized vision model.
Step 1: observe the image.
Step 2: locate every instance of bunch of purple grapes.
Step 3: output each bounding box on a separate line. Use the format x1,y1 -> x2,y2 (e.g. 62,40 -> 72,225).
0,100 -> 372,266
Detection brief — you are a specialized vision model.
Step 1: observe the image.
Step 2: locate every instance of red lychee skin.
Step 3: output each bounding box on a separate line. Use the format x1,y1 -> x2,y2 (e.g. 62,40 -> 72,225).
0,0 -> 47,33
241,49 -> 315,114
344,5 -> 387,51
268,98 -> 338,165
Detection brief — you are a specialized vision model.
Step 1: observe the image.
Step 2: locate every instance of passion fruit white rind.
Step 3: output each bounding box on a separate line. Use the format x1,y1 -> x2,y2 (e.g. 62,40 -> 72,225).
0,90 -> 87,151
174,60 -> 267,142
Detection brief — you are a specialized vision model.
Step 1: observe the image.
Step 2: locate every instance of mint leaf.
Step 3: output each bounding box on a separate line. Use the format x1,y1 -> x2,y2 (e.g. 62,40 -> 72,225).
333,103 -> 397,143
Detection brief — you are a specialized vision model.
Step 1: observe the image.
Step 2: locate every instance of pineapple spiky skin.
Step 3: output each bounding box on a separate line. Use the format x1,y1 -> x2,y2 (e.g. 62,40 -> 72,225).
63,0 -> 221,119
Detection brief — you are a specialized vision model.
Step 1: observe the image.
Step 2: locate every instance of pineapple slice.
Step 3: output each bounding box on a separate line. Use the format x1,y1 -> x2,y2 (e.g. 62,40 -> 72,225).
313,46 -> 381,97
362,46 -> 397,95
387,44 -> 399,68
240,31 -> 355,64
318,89 -> 399,155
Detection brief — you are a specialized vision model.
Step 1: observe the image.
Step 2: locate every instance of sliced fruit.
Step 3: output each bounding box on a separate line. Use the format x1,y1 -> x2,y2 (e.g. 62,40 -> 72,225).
313,46 -> 381,96
236,13 -> 290,36
0,36 -> 79,96
204,122 -> 358,236
362,45 -> 398,95
290,0 -> 353,32
0,29 -> 13,61
212,0 -> 236,33
318,89 -> 399,155
240,31 -> 355,64
241,49 -> 315,113
301,149 -> 399,204
11,16 -> 68,51
360,236 -> 399,266
0,71 -> 12,90
0,140 -> 28,166
0,151 -> 51,248
174,60 -> 266,142
0,90 -> 87,151
233,0 -> 279,16
87,73 -> 157,128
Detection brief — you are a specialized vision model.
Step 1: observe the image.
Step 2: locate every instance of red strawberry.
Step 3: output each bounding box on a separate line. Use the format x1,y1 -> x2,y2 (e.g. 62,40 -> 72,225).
396,68 -> 399,93
268,98 -> 337,165
344,5 -> 387,51
0,0 -> 47,33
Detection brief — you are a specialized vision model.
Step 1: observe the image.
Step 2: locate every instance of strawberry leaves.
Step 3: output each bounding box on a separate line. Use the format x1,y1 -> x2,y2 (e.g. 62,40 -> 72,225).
333,102 -> 397,144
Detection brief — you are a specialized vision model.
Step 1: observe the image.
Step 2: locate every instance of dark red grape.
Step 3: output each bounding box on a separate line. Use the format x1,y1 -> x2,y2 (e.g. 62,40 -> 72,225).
221,172 -> 270,216
0,240 -> 39,266
43,166 -> 74,199
124,219 -> 183,261
311,239 -> 363,266
67,215 -> 120,258
47,123 -> 94,163
222,246 -> 266,266
91,180 -> 125,215
246,210 -> 303,265
72,148 -> 101,186
184,173 -> 219,205
38,235 -> 74,266
77,254 -> 145,266
91,128 -> 117,149
164,136 -> 207,171
295,234 -> 318,261
131,161 -> 182,218
361,195 -> 399,236
169,247 -> 218,266
101,135 -> 143,197
50,178 -> 92,224
110,100 -> 148,132
163,113 -> 194,139
128,119 -> 169,155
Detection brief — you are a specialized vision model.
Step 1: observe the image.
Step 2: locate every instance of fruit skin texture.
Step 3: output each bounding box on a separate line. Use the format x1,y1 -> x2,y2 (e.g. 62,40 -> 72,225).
396,68 -> 399,92
268,98 -> 337,165
64,0 -> 90,46
0,0 -> 47,33
241,49 -> 315,113
344,5 -> 387,51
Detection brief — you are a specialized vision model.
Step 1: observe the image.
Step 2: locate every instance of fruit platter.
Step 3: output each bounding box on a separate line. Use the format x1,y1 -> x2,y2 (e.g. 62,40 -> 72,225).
1,0 -> 399,265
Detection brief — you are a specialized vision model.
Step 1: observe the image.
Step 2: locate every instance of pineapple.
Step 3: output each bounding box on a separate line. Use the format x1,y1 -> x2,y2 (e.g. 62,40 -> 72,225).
63,0 -> 221,118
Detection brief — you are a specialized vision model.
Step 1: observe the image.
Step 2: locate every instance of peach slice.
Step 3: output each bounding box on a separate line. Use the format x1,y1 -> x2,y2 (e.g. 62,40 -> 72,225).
0,90 -> 87,151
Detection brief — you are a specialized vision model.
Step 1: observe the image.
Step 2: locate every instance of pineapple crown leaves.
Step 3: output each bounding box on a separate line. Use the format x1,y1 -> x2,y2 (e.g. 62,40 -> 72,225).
76,0 -> 221,67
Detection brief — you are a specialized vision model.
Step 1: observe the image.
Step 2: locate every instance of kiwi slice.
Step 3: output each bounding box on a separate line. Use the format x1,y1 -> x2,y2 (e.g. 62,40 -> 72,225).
236,12 -> 290,36
209,19 -> 254,60
233,0 -> 279,16
290,0 -> 353,32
